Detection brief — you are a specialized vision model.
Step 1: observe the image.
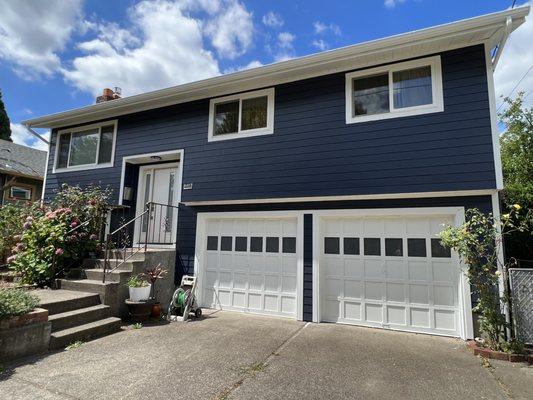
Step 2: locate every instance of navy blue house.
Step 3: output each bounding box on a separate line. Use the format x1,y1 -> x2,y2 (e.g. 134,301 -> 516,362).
24,7 -> 529,339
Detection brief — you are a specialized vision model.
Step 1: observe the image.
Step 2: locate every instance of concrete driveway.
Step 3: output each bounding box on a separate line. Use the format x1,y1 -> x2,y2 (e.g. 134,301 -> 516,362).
1,310 -> 532,400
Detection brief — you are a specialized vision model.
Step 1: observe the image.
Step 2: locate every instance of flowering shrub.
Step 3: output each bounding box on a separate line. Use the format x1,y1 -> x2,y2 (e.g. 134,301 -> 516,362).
7,184 -> 111,287
0,288 -> 40,320
438,205 -> 532,352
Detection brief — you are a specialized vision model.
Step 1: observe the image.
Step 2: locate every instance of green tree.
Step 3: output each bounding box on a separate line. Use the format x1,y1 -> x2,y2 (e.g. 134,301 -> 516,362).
0,89 -> 12,141
499,92 -> 533,262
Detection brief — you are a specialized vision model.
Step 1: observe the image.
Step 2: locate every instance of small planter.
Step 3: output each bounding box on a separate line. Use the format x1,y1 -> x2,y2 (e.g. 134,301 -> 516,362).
467,341 -> 533,364
125,299 -> 152,322
129,285 -> 151,302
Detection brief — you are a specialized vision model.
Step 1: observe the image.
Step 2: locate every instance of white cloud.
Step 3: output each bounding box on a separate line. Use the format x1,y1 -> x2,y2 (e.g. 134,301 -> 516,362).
312,39 -> 329,51
275,32 -> 296,61
62,0 -> 224,97
494,3 -> 533,109
204,0 -> 254,59
384,0 -> 406,8
0,0 -> 83,80
10,123 -> 49,151
313,21 -> 341,36
262,11 -> 284,28
224,60 -> 263,74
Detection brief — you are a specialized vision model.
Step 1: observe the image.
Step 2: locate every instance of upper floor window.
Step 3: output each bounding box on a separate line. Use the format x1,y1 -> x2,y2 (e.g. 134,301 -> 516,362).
208,88 -> 274,142
54,120 -> 117,172
345,56 -> 443,124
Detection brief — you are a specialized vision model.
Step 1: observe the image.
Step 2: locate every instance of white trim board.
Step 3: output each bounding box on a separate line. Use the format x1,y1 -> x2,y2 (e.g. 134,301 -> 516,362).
183,189 -> 497,206
484,42 -> 504,190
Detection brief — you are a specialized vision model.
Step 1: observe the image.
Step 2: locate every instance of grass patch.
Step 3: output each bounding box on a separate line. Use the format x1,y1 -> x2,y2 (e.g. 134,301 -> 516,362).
65,340 -> 84,350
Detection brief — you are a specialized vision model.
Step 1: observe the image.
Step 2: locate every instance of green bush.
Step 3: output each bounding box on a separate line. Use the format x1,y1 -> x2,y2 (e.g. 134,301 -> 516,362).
0,288 -> 40,320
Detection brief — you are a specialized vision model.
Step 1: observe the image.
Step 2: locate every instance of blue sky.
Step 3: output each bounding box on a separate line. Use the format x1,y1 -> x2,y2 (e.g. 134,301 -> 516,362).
1,0 -> 531,150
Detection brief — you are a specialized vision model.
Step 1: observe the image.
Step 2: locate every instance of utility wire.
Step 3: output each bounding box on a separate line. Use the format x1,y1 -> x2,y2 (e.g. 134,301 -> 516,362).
496,63 -> 533,112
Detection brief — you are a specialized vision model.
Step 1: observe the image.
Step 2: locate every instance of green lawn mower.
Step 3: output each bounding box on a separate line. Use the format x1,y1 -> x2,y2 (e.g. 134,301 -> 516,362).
167,275 -> 202,322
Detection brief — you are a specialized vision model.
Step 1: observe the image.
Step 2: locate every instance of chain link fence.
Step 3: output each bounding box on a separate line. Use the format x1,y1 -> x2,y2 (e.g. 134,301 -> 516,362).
509,268 -> 533,344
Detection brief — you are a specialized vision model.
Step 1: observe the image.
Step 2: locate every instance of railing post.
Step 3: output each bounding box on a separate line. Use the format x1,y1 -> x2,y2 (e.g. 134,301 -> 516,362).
144,202 -> 150,253
103,233 -> 111,284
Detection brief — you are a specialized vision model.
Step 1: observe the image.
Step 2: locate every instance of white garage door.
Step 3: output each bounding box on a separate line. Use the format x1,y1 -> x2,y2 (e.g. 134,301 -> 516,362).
320,213 -> 463,337
200,217 -> 299,318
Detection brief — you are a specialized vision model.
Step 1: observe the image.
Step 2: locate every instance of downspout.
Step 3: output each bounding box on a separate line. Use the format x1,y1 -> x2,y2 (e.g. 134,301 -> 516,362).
492,16 -> 513,70
23,123 -> 49,145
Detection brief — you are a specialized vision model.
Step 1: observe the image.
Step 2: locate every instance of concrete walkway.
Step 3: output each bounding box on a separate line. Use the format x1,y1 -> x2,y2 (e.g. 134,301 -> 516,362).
1,310 -> 532,399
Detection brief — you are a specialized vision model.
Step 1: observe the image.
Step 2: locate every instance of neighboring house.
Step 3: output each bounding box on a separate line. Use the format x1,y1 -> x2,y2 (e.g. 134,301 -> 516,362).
0,139 -> 46,205
23,7 -> 529,340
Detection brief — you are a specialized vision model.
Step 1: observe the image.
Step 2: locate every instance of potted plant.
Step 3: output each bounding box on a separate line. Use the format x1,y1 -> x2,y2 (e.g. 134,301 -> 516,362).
126,274 -> 150,301
145,264 -> 167,318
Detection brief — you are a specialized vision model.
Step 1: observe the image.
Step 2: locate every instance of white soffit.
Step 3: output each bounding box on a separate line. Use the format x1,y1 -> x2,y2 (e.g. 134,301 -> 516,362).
23,6 -> 529,129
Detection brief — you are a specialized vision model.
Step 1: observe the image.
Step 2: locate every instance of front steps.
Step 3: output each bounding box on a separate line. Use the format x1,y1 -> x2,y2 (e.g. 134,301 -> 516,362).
35,290 -> 122,350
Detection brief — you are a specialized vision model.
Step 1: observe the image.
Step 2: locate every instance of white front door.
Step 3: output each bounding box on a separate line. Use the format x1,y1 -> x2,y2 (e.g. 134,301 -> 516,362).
318,210 -> 468,338
135,163 -> 180,246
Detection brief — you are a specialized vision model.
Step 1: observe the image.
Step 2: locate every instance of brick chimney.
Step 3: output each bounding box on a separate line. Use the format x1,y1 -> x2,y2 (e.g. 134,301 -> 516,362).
96,87 -> 122,103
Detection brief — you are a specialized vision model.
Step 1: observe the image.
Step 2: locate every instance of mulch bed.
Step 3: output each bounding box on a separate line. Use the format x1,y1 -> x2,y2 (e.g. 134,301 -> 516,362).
467,340 -> 533,364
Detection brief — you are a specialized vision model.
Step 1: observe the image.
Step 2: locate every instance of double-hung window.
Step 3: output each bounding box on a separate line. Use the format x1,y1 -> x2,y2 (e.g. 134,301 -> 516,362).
345,56 -> 443,123
54,120 -> 117,172
208,88 -> 274,141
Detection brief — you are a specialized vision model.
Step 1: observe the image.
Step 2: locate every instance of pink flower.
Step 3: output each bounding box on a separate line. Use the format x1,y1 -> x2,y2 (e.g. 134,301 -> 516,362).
55,248 -> 64,256
70,221 -> 78,228
89,199 -> 97,206
25,216 -> 33,222
6,255 -> 17,263
90,234 -> 98,240
13,235 -> 21,241
16,242 -> 25,251
23,221 -> 32,229
45,211 -> 56,220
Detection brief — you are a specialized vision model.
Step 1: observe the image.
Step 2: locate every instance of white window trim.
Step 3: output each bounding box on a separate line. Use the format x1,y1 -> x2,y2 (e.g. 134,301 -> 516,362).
53,120 -> 118,173
9,185 -> 33,201
345,56 -> 444,124
208,88 -> 275,142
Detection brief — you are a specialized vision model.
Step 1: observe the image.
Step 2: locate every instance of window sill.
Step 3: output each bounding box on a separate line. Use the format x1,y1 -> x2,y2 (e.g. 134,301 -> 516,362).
53,163 -> 113,173
345,103 -> 444,124
208,127 -> 274,142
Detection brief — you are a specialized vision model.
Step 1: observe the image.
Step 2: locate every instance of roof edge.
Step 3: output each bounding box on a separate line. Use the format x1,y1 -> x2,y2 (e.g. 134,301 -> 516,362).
23,6 -> 530,129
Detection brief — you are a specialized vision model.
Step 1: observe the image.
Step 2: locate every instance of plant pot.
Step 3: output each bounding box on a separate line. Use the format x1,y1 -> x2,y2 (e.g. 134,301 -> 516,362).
125,299 -> 152,322
129,285 -> 151,302
151,302 -> 162,318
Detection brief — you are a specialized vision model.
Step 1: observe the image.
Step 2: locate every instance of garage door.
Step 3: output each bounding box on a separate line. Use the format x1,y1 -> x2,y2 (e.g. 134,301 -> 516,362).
200,217 -> 299,318
320,213 -> 463,337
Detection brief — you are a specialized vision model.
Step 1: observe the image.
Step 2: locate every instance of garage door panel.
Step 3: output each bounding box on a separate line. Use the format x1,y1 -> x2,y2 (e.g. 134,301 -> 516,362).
320,213 -> 463,337
202,217 -> 298,318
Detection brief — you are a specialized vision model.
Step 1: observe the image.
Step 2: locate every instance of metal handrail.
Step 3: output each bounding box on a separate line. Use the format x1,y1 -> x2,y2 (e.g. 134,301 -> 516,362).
102,201 -> 179,282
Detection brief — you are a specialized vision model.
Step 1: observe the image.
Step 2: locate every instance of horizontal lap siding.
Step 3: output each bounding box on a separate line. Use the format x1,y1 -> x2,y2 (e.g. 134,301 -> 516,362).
44,45 -> 495,204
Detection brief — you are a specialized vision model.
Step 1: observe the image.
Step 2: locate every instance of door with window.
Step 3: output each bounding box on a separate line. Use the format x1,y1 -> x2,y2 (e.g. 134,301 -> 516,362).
135,163 -> 180,246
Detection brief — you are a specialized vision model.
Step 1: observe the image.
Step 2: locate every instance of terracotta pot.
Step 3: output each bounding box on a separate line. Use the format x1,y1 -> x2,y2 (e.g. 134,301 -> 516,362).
151,302 -> 162,318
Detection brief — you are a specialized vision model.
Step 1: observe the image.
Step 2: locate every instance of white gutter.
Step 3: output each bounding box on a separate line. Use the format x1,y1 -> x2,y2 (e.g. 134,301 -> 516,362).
22,6 -> 529,129
492,16 -> 513,69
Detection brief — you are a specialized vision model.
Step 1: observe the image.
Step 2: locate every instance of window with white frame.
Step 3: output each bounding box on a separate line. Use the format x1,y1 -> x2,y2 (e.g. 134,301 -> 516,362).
54,121 -> 117,171
9,186 -> 32,201
345,56 -> 443,124
208,88 -> 274,141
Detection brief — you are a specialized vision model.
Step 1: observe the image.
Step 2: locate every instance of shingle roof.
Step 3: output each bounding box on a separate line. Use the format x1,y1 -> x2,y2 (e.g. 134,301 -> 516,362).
0,139 -> 47,179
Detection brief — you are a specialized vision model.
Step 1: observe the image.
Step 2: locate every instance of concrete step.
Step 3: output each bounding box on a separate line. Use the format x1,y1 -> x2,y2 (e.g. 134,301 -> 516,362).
36,290 -> 101,315
83,258 -> 139,271
84,269 -> 131,283
50,317 -> 122,350
48,304 -> 111,332
57,279 -> 119,293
